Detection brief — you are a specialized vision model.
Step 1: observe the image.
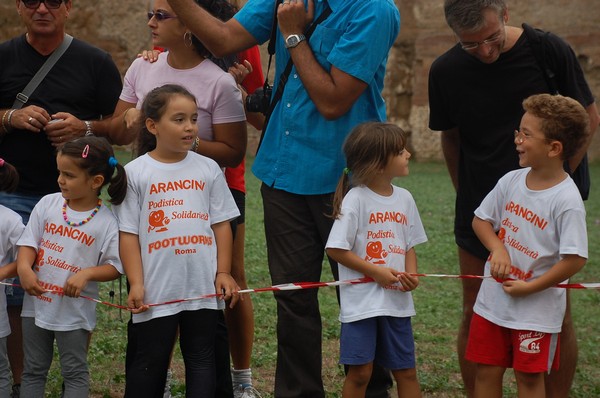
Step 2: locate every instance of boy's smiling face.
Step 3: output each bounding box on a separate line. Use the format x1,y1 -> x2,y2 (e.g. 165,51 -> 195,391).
515,112 -> 552,168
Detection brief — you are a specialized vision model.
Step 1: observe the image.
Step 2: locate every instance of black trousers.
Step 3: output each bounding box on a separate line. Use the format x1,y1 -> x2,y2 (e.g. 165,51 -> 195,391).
124,309 -> 219,398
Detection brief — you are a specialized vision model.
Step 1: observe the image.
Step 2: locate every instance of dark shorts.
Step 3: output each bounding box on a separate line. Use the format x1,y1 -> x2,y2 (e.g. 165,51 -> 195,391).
455,227 -> 490,261
229,188 -> 245,225
229,189 -> 245,239
340,316 -> 415,370
454,188 -> 491,261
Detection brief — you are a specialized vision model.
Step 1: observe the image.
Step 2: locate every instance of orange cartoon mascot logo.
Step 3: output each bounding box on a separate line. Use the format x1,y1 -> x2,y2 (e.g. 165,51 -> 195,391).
148,210 -> 170,233
34,248 -> 45,272
365,241 -> 388,265
498,227 -> 506,241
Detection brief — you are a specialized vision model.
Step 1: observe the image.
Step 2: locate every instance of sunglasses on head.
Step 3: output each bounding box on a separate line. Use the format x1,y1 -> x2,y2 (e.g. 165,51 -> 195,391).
147,11 -> 178,22
22,0 -> 64,9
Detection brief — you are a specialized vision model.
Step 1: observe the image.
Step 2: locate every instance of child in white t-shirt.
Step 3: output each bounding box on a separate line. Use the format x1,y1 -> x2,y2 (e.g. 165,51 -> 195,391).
326,122 -> 427,398
467,94 -> 589,397
16,137 -> 127,397
0,159 -> 25,396
112,84 -> 240,397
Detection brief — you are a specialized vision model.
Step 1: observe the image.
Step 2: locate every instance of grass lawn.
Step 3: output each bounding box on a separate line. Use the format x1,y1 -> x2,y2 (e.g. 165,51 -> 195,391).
44,153 -> 600,397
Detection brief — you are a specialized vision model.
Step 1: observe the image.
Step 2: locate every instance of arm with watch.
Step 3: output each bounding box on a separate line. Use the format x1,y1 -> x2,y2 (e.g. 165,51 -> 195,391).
1,107 -> 118,147
277,0 -> 368,120
167,0 -> 369,120
36,111 -> 120,147
1,33 -> 126,146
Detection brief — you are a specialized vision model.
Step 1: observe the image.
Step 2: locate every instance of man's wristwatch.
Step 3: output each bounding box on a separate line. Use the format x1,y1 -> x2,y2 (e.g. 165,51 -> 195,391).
84,120 -> 94,136
285,34 -> 306,49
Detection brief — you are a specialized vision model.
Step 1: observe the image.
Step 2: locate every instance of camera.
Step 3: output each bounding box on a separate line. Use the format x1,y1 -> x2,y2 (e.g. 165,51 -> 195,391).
245,84 -> 272,115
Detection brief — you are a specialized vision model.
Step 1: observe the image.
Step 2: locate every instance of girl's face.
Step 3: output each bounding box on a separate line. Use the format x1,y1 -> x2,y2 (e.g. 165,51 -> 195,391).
56,153 -> 102,204
147,0 -> 186,49
147,94 -> 198,162
383,148 -> 411,179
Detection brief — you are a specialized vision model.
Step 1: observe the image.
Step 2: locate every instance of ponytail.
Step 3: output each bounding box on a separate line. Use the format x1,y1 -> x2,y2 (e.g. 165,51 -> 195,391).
107,162 -> 128,205
330,169 -> 351,219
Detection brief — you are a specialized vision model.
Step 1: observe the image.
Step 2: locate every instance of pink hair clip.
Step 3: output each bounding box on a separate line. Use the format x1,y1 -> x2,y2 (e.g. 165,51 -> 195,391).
82,144 -> 90,159
0,158 -> 4,167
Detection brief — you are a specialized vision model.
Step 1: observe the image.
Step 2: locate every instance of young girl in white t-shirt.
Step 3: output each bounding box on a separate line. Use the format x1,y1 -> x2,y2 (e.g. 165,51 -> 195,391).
16,137 -> 127,397
112,84 -> 240,397
326,122 -> 427,398
0,159 -> 25,396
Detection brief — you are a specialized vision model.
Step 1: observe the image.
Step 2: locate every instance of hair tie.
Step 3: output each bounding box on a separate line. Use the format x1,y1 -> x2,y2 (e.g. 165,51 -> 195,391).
108,157 -> 118,168
343,167 -> 351,175
0,158 -> 4,167
81,144 -> 90,159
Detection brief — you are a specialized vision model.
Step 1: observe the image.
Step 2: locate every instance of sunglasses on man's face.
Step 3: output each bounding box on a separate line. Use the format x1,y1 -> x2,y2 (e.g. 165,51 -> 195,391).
147,11 -> 178,22
22,0 -> 64,9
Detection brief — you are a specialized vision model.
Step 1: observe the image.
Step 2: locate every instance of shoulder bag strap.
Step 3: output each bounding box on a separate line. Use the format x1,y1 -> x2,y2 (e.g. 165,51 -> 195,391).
521,23 -> 559,94
12,34 -> 74,109
522,23 -> 590,199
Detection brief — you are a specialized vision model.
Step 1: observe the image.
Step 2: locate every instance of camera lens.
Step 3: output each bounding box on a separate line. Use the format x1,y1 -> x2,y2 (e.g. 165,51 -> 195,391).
245,88 -> 265,113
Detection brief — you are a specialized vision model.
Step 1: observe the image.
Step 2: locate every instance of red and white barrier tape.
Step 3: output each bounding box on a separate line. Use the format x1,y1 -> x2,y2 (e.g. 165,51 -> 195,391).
1,273 -> 598,311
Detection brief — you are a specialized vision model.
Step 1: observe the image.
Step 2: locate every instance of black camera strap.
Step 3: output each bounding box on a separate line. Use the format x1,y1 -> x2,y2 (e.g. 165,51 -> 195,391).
256,1 -> 332,154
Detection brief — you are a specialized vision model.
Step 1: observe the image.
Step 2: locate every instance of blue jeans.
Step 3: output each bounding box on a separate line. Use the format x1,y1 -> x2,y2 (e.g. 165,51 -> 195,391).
0,191 -> 43,306
0,191 -> 42,224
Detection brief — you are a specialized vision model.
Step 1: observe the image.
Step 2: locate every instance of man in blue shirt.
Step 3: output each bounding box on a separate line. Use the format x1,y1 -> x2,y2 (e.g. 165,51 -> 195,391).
168,0 -> 400,396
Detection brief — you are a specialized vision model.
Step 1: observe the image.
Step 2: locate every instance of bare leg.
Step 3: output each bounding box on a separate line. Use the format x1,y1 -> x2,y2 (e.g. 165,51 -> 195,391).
392,368 -> 421,398
516,371 -> 545,398
457,248 -> 485,398
225,223 -> 255,372
343,363 -> 373,398
545,293 -> 577,398
474,364 -> 504,398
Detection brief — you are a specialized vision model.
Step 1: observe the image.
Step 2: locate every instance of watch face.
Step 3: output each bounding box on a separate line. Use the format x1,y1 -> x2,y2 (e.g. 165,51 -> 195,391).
287,36 -> 299,47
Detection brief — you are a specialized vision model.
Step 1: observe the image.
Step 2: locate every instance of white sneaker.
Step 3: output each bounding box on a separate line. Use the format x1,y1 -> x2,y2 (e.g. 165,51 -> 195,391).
163,369 -> 173,398
233,384 -> 262,398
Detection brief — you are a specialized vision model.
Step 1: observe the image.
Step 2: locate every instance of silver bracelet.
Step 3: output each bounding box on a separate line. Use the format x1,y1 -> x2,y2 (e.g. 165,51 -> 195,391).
84,120 -> 94,136
191,136 -> 200,152
5,109 -> 16,132
1,110 -> 11,133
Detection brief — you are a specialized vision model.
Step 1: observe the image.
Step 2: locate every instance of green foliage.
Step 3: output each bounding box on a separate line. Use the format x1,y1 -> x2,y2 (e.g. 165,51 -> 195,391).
41,154 -> 600,397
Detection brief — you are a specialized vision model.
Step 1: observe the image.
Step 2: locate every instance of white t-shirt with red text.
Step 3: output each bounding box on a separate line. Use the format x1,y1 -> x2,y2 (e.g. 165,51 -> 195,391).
474,168 -> 587,333
0,205 -> 25,338
112,152 -> 239,324
326,185 -> 427,323
18,193 -> 122,332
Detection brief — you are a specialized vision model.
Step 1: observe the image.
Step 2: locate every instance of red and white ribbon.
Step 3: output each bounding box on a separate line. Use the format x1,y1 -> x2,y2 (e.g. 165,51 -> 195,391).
2,273 -> 598,311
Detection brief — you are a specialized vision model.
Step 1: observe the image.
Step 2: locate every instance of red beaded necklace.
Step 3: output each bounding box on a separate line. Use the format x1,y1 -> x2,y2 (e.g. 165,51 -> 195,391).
62,199 -> 102,227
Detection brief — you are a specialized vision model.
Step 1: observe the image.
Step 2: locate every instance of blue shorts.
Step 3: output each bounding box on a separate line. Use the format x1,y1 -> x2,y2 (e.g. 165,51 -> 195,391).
0,191 -> 43,307
340,316 -> 415,370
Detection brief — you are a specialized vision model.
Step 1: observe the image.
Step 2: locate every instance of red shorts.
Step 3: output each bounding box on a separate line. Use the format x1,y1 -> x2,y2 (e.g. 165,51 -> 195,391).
466,313 -> 560,373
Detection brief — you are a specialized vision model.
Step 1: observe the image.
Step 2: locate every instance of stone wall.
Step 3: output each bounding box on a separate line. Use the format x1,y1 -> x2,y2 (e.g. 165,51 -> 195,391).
0,1 -> 150,75
1,0 -> 599,160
